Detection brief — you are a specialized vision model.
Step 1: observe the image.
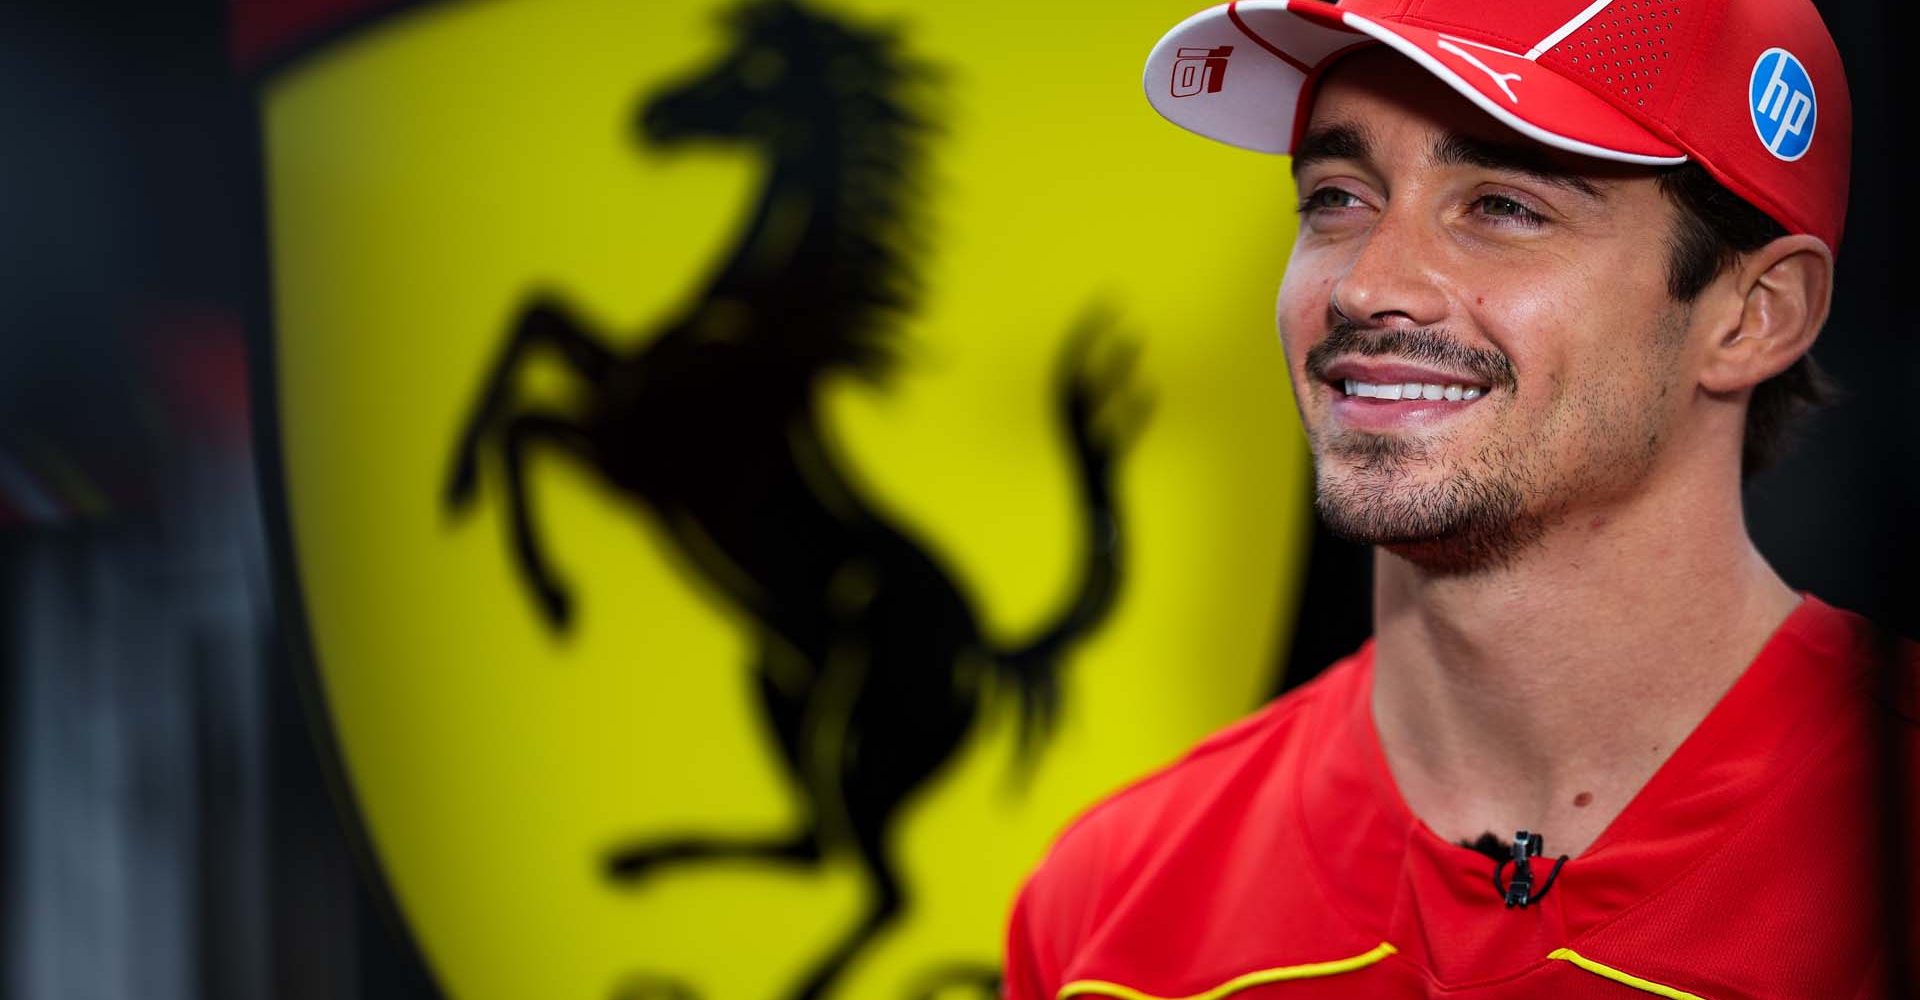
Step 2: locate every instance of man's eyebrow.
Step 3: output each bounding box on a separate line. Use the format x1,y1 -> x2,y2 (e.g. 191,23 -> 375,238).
1291,123 -> 1373,176
1428,131 -> 1602,198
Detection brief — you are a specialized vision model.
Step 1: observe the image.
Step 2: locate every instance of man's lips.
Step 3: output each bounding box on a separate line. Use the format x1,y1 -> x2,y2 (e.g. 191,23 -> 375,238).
1318,358 -> 1492,389
1313,357 -> 1494,433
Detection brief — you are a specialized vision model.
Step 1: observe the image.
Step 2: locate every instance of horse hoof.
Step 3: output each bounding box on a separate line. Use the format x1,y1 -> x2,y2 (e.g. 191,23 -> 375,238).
604,850 -> 657,883
443,456 -> 480,511
539,587 -> 575,630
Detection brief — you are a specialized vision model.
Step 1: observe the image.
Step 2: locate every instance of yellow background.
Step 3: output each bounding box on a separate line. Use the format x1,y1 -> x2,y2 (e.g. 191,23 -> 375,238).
263,0 -> 1310,997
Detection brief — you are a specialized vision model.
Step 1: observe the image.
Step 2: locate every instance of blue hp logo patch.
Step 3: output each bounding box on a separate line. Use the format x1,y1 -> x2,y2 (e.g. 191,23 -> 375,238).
1749,48 -> 1817,161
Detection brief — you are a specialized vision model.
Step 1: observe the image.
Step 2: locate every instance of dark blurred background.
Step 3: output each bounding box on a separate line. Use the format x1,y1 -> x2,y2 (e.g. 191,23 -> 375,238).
0,0 -> 1909,998
0,0 -> 441,995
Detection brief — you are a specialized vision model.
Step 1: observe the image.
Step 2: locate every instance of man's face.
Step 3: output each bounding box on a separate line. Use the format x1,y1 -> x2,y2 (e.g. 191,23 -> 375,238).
1279,48 -> 1697,572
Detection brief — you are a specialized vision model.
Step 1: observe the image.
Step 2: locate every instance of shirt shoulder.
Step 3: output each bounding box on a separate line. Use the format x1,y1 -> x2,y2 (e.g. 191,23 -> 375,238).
1049,653 -> 1358,870
1003,650 -> 1370,995
1787,594 -> 1920,724
1567,596 -> 1920,997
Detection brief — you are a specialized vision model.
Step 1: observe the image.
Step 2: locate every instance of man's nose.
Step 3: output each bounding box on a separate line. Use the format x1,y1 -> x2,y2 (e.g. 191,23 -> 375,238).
1327,209 -> 1448,329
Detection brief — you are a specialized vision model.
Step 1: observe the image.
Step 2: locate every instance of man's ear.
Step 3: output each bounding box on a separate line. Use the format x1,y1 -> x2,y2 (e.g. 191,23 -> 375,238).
1697,234 -> 1834,394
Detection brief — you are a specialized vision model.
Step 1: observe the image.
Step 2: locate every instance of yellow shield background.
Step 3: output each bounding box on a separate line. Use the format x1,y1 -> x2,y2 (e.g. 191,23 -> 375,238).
262,0 -> 1310,996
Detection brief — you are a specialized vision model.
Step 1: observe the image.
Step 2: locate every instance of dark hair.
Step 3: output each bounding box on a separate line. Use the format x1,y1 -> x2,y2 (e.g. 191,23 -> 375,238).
1655,162 -> 1835,479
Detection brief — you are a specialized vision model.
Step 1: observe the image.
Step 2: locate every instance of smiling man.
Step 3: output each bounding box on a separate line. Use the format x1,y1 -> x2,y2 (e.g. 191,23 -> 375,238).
1003,1 -> 1916,998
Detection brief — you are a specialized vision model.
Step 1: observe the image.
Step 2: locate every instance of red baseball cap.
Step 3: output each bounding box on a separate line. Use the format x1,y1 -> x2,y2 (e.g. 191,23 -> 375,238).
1144,0 -> 1852,250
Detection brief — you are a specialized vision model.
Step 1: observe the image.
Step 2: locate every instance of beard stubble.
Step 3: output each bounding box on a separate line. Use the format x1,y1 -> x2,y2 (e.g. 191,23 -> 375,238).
1302,315 -> 1682,575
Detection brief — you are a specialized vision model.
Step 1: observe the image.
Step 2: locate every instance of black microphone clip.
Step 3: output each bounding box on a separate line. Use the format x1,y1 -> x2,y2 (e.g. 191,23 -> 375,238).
1493,829 -> 1567,909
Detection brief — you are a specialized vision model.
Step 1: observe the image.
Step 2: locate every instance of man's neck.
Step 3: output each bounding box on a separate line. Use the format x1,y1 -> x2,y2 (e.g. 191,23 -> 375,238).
1367,478 -> 1802,860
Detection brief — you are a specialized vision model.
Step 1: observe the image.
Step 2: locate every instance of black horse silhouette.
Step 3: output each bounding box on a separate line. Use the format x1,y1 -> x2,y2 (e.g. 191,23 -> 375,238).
443,2 -> 1146,998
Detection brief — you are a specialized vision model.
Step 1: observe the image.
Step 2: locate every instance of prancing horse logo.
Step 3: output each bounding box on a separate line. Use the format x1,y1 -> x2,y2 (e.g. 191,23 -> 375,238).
441,1 -> 1149,997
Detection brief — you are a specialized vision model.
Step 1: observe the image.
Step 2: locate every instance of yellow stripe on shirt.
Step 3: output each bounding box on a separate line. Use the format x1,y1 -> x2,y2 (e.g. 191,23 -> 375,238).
1549,947 -> 1710,999
1056,942 -> 1398,1000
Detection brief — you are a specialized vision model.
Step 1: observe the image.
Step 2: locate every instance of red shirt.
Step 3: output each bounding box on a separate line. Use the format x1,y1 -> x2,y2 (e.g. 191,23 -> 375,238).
1004,596 -> 1918,999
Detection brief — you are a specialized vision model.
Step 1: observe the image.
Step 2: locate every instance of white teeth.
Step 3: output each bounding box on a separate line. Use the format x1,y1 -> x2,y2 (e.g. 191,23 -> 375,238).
1339,380 -> 1488,402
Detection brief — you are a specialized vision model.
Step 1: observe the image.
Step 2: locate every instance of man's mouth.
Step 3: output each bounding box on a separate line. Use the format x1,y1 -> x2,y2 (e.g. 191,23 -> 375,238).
1338,379 -> 1485,402
1318,359 -> 1493,403
1313,359 -> 1494,433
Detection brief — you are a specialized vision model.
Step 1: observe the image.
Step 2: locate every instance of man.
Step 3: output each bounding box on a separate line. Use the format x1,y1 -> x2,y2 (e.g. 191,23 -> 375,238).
1004,1 -> 1915,997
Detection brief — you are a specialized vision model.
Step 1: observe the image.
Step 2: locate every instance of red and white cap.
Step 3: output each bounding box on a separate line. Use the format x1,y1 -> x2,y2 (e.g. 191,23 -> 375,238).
1145,0 -> 1852,250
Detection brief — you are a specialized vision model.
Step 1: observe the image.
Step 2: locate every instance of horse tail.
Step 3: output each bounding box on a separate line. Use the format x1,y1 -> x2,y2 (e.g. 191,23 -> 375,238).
993,308 -> 1146,776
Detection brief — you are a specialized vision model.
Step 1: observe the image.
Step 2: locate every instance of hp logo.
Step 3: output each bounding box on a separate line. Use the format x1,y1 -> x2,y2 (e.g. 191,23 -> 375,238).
1749,48 -> 1817,161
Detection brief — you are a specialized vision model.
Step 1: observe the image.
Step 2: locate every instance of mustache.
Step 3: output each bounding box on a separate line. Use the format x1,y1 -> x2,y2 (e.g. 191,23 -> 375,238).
1304,323 -> 1516,391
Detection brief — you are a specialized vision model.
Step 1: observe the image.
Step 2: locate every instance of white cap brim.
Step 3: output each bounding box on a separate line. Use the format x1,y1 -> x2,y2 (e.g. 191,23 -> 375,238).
1144,0 -> 1688,165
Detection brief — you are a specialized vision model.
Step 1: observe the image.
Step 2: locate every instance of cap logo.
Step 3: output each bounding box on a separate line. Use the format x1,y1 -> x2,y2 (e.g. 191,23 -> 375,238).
1170,45 -> 1233,98
1437,36 -> 1522,104
1749,48 -> 1817,161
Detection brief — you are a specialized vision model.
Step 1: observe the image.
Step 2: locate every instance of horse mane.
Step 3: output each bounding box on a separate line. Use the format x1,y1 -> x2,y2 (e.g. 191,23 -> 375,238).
723,0 -> 939,385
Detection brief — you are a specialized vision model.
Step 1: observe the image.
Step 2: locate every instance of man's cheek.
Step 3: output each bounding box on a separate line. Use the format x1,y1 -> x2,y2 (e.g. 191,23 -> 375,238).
1275,291 -> 1320,363
1273,319 -> 1309,390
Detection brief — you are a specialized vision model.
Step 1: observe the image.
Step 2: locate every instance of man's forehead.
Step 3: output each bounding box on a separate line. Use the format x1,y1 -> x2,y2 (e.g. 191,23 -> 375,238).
1293,120 -> 1610,200
1292,50 -> 1637,196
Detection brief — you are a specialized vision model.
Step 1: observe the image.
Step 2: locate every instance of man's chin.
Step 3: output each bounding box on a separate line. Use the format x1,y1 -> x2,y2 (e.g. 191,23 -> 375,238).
1318,429 -> 1430,473
1312,463 -> 1537,576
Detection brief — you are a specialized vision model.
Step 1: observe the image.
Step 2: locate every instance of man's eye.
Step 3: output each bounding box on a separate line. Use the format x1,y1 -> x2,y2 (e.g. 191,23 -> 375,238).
1297,187 -> 1363,213
1473,194 -> 1546,225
